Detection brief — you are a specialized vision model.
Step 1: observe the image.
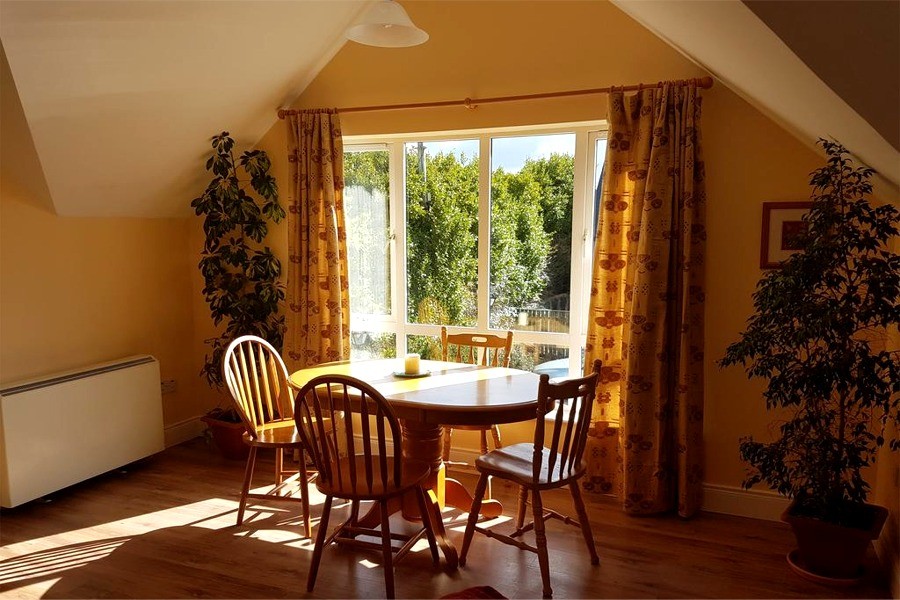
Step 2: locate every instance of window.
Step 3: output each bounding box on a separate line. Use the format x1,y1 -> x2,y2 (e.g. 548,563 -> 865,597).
344,123 -> 607,378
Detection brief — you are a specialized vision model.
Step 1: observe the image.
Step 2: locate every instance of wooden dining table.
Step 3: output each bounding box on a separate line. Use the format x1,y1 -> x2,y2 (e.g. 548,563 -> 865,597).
289,358 -> 541,568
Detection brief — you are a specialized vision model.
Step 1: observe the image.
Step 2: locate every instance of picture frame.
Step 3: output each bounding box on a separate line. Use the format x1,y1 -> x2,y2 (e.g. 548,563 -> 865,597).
760,201 -> 813,269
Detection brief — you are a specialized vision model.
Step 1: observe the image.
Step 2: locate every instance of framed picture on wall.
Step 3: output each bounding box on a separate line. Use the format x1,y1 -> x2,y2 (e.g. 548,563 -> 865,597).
760,201 -> 813,269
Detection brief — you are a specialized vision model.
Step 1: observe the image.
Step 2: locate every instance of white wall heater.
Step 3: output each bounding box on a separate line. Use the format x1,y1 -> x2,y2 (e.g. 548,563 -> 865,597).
0,355 -> 165,508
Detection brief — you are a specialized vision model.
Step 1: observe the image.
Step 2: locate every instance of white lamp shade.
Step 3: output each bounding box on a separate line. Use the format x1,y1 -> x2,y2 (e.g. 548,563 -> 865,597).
346,0 -> 429,48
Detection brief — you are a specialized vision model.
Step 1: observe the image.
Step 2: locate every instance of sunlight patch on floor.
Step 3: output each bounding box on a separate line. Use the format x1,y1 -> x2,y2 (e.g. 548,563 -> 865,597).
0,494 -> 324,593
0,538 -> 128,587
449,514 -> 511,533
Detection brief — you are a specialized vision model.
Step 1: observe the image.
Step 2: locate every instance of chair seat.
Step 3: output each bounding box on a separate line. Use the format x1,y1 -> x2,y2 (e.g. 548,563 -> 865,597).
244,419 -> 303,447
475,443 -> 585,488
316,455 -> 431,500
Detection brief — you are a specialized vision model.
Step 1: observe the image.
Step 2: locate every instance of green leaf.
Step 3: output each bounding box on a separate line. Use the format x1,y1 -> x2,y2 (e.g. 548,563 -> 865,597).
193,130 -> 284,389
720,139 -> 900,522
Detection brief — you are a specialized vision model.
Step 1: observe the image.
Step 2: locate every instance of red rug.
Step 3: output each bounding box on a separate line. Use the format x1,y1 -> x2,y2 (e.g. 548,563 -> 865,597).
440,586 -> 507,599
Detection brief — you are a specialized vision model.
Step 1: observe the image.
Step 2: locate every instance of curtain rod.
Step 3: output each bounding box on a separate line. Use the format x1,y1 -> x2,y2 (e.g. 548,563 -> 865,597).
277,76 -> 713,119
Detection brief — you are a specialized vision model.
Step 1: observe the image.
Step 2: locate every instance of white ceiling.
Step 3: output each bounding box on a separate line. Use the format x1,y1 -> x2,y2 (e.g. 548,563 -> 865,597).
0,0 -> 367,217
2,0 -> 897,218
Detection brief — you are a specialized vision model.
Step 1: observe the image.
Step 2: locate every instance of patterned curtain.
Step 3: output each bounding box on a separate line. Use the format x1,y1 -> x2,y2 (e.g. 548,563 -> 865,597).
583,81 -> 706,517
284,109 -> 350,370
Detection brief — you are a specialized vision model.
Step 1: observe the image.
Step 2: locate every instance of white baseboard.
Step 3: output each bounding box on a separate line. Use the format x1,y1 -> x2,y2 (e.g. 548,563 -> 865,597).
164,416 -> 205,448
702,483 -> 789,521
449,451 -> 791,522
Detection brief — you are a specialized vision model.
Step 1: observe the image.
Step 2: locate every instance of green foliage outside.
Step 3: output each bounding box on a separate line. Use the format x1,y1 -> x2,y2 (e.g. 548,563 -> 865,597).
489,164 -> 551,325
518,154 -> 576,300
406,150 -> 480,326
345,150 -> 390,195
345,146 -> 575,337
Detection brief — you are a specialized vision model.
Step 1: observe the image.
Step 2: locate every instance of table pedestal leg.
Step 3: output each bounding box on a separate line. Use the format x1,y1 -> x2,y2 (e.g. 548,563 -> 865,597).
401,420 -> 457,568
401,422 -> 504,518
445,477 -> 503,519
343,421 -> 502,567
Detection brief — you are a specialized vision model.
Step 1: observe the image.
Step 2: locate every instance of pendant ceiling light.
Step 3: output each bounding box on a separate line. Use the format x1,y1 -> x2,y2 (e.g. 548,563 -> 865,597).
346,0 -> 429,48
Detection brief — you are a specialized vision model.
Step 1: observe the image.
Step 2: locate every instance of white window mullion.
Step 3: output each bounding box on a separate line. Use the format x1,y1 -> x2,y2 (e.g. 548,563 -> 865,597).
391,141 -> 408,356
568,127 -> 590,375
476,135 -> 491,331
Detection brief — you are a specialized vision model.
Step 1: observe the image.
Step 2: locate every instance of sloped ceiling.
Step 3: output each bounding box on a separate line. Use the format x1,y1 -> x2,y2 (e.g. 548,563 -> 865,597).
2,0 -> 897,218
0,0 -> 366,217
744,0 -> 899,153
612,0 -> 899,188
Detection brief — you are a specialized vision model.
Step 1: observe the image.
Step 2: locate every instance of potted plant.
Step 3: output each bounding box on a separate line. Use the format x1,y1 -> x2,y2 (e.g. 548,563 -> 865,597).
720,140 -> 899,582
191,131 -> 286,459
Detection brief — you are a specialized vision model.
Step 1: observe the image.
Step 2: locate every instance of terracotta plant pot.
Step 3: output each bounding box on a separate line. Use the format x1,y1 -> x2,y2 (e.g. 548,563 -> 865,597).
201,415 -> 249,460
782,499 -> 889,582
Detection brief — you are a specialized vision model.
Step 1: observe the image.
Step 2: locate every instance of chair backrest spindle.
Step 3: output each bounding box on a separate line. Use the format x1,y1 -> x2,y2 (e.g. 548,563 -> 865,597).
295,375 -> 402,496
223,336 -> 294,438
532,359 -> 601,483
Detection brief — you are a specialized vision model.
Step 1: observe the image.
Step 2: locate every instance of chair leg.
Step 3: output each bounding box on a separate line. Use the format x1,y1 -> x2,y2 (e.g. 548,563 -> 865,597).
299,450 -> 311,539
478,430 -> 493,500
570,481 -> 599,565
350,499 -> 361,527
237,446 -> 258,525
415,485 -> 440,565
459,473 -> 489,567
515,485 -> 529,531
532,490 -> 552,599
490,424 -> 502,449
441,427 -> 452,462
485,426 -> 504,500
307,495 -> 333,592
379,499 -> 395,599
275,447 -> 284,484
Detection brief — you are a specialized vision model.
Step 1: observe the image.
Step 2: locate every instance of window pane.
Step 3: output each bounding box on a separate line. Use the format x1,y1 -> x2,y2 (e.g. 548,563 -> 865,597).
405,140 -> 479,327
350,332 -> 397,360
345,147 -> 391,316
510,342 -> 570,378
406,334 -> 441,360
584,136 -> 608,335
591,136 -> 608,257
489,134 -> 575,333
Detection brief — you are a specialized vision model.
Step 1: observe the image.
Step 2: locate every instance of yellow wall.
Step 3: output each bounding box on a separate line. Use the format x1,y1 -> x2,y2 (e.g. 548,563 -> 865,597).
0,188 -> 203,425
259,0 -> 825,487
0,45 -> 203,428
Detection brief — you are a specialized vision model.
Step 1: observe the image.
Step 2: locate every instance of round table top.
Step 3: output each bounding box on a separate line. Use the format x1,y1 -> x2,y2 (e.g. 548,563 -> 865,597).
289,359 -> 541,425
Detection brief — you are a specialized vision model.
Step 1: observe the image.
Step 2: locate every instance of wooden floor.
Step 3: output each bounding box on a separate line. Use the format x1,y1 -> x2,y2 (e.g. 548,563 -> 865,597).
0,439 -> 890,599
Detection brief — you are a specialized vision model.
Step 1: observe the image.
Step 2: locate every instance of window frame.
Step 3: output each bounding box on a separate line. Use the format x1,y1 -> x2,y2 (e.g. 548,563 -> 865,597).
345,121 -> 608,378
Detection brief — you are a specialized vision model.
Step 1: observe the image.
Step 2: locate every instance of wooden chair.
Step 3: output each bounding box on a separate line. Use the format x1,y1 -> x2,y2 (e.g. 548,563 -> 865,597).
294,374 -> 440,599
222,335 -> 315,536
440,326 -> 513,478
459,359 -> 602,599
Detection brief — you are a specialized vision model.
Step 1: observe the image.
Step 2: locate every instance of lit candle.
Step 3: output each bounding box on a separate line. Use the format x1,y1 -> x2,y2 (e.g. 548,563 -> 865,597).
404,353 -> 421,375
